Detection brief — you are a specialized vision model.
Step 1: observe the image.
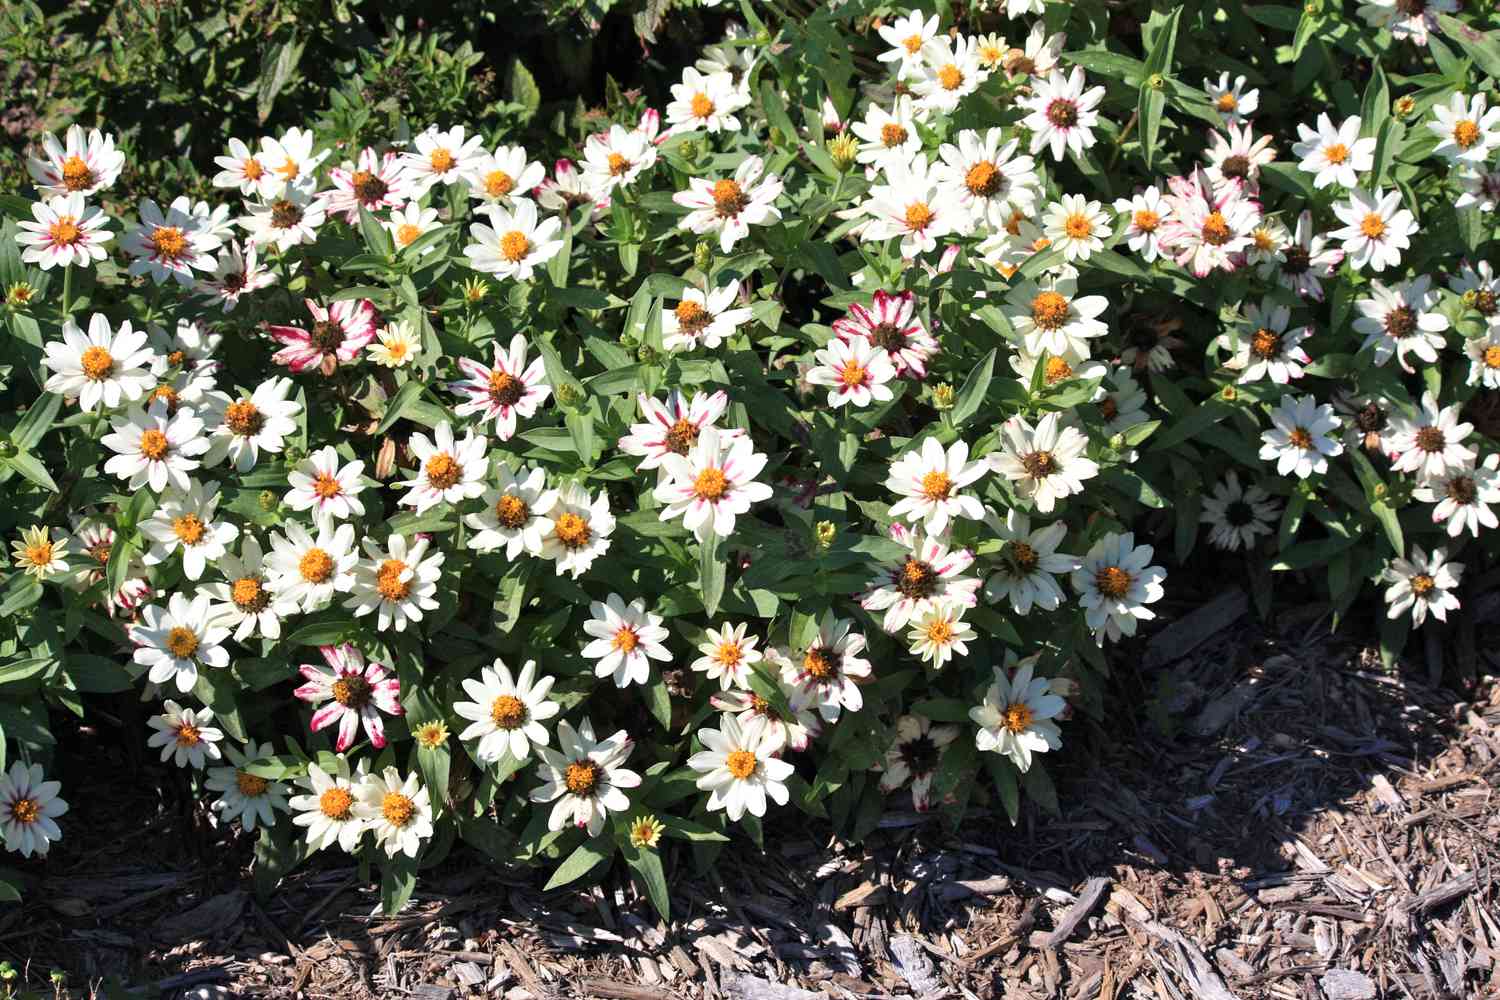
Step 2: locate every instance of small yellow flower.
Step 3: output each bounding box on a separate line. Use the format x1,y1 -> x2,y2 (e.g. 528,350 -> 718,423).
462,276 -> 490,303
414,720 -> 450,749
828,134 -> 859,172
368,321 -> 421,369
11,525 -> 68,580
931,383 -> 956,411
814,520 -> 837,551
5,282 -> 37,309
628,814 -> 665,849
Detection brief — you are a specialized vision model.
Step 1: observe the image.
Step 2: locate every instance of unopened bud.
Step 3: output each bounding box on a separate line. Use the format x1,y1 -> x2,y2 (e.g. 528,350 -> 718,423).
637,344 -> 661,365
462,276 -> 490,303
556,382 -> 582,407
815,520 -> 837,550
1393,95 -> 1415,118
1146,73 -> 1165,91
258,490 -> 277,512
932,383 -> 956,411
828,133 -> 859,171
1220,384 -> 1238,402
693,240 -> 713,273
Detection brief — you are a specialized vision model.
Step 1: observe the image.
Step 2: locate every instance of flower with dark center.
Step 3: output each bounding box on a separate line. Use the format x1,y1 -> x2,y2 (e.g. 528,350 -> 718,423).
896,558 -> 938,599
1045,99 -> 1077,127
664,418 -> 699,455
711,179 -> 749,218
331,674 -> 372,709
1384,305 -> 1417,339
1280,246 -> 1310,275
1446,475 -> 1477,505
1021,450 -> 1056,477
487,370 -> 524,406
803,646 -> 838,681
898,734 -> 939,773
1250,328 -> 1282,359
310,320 -> 344,353
1094,565 -> 1133,599
351,170 -> 388,203
565,760 -> 601,796
1220,155 -> 1251,179
270,200 -> 303,229
1414,426 -> 1445,453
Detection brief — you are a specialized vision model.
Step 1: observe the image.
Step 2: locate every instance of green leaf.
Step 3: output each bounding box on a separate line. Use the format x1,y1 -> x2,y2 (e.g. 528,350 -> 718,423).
1437,15 -> 1500,81
0,575 -> 42,618
644,671 -> 673,730
380,853 -> 418,915
1148,398 -> 1232,453
359,206 -> 394,258
2,452 -> 57,492
507,58 -> 542,123
622,840 -> 670,921
284,615 -> 359,646
377,380 -> 427,434
983,753 -> 1021,825
950,348 -> 996,429
10,392 -> 61,451
65,654 -> 133,693
1137,7 -> 1182,170
1359,61 -> 1390,141
0,878 -> 19,903
911,697 -> 972,723
699,531 -> 726,618
256,36 -> 306,124
544,835 -> 612,890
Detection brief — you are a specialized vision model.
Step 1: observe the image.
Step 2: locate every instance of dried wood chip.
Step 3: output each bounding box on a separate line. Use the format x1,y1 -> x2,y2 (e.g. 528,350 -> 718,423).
152,890 -> 246,944
721,973 -> 821,1000
1032,877 -> 1110,950
578,978 -> 677,1000
888,934 -> 941,996
1319,968 -> 1376,1000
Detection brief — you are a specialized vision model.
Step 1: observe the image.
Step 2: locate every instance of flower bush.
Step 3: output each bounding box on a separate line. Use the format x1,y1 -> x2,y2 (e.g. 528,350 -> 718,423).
1,0 -> 1498,915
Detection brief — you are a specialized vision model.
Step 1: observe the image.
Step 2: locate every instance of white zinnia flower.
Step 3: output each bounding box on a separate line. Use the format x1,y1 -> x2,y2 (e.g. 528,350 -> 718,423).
345,533 -> 444,633
691,622 -> 764,690
582,593 -> 672,688
402,124 -> 486,194
264,519 -> 359,613
970,655 -> 1066,771
147,700 -> 224,768
16,192 -> 113,270
539,482 -> 614,578
911,35 -> 988,114
284,446 -> 367,521
1383,546 -> 1463,627
859,156 -> 964,258
665,67 -> 748,135
1427,92 -> 1500,163
1113,186 -> 1168,262
0,762 -> 68,858
237,185 -> 327,252
1291,114 -> 1375,190
879,715 -> 960,811
687,714 -> 794,821
1351,276 -> 1450,373
779,611 -> 872,723
860,523 -> 981,632
125,195 -> 221,287
1006,275 -> 1109,358
354,767 -> 434,858
27,124 -> 125,197
1329,187 -> 1415,272
654,426 -> 773,541
990,412 -> 1099,513
464,198 -> 564,282
202,376 -> 302,471
850,97 -> 923,173
662,281 -> 754,352
289,757 -> 366,853
206,739 -> 290,832
398,420 -> 489,513
43,314 -> 158,413
981,509 -> 1080,615
1071,532 -> 1167,642
448,334 -> 552,441
462,144 -> 546,205
885,437 -> 987,536
1258,395 -> 1343,478
1205,72 -> 1259,124
454,658 -> 560,763
1020,67 -> 1105,162
1413,454 -> 1500,538
530,718 -> 640,836
1199,471 -> 1280,551
1385,392 -> 1476,480
805,337 -> 898,409
875,10 -> 942,79
1224,299 -> 1312,385
465,465 -> 558,558
1042,194 -> 1109,262
130,592 -> 231,693
674,155 -> 783,253
905,605 -> 976,669
140,479 -> 238,580
101,401 -> 208,493
202,535 -> 281,641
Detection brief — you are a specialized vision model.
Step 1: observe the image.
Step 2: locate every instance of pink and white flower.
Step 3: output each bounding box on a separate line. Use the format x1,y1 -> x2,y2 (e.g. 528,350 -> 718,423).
325,148 -> 412,223
674,155 -> 783,253
398,420 -> 489,513
448,334 -> 552,440
832,289 -> 939,379
859,524 -> 980,632
16,193 -> 112,270
294,644 -> 403,751
805,336 -> 898,409
285,446 -> 367,521
26,124 -> 125,197
1158,169 -> 1260,277
654,426 -> 774,541
267,297 -> 379,375
618,389 -> 741,471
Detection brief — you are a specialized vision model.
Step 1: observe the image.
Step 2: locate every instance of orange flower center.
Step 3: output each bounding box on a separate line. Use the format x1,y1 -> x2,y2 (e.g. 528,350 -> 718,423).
80,345 -> 114,380
231,576 -> 268,612
172,513 -> 206,545
429,148 -> 455,173
1250,327 -> 1282,359
313,473 -> 343,499
175,723 -> 201,747
903,34 -> 923,53
839,360 -> 868,388
138,428 -> 170,461
1044,356 -> 1073,384
299,547 -> 334,583
396,223 -> 422,246
694,467 -> 728,501
1410,573 -> 1436,597
242,157 -> 264,180
331,674 -> 371,708
675,300 -> 712,335
691,92 -> 716,119
612,626 -> 640,653
925,618 -> 954,644
23,542 -> 54,568
236,771 -> 269,797
1063,212 -> 1093,240
881,122 -> 910,148
48,216 -> 81,246
565,760 -> 600,796
919,470 -> 952,501
1030,290 -> 1070,330
1216,93 -> 1238,113
425,452 -> 462,490
1022,450 -> 1056,478
495,493 -> 529,529
712,179 -> 748,217
375,558 -> 410,602
490,694 -> 526,729
803,647 -> 837,681
1002,702 -> 1035,733
270,199 -> 303,228
1201,212 -> 1232,246
381,791 -> 415,827
899,557 -> 938,599
1323,143 -> 1349,165
61,155 -> 94,191
165,626 -> 199,659
1483,345 -> 1500,369
351,169 -> 388,203
1009,541 -> 1039,572
224,399 -> 263,436
665,418 -> 699,455
485,169 -> 515,197
904,201 -> 934,232
554,512 -> 592,549
965,160 -> 1001,197
1288,426 -> 1314,450
716,640 -> 744,666
319,787 -> 354,819
150,226 -> 188,262
1133,209 -> 1160,232
937,64 -> 964,90
1360,213 -> 1386,239
499,230 -> 530,263
1454,119 -> 1481,149
607,153 -> 630,177
725,749 -> 758,779
11,798 -> 40,824
275,157 -> 300,180
1094,565 -> 1133,599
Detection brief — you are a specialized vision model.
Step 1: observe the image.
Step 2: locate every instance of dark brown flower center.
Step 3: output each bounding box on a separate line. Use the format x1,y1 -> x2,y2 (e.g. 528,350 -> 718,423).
897,558 -> 938,599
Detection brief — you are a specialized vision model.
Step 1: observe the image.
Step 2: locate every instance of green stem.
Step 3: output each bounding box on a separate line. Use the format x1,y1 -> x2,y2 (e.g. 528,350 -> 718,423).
60,263 -> 73,320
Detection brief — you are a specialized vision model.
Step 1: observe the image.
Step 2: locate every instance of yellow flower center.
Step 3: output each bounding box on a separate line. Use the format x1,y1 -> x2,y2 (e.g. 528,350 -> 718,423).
319,787 -> 353,819
1360,213 -> 1386,239
565,760 -> 600,796
139,428 -> 170,460
1010,541 -> 1039,572
381,791 -> 415,827
236,771 -> 269,797
172,513 -> 206,545
425,452 -> 462,490
1002,701 -> 1035,733
675,300 -> 712,335
1094,565 -> 1133,599
612,626 -> 641,654
11,798 -> 40,824
694,467 -> 728,501
1483,345 -> 1500,369
87,541 -> 111,565
803,647 -> 837,681
1133,209 -> 1160,232
48,216 -> 81,246
149,226 -> 188,262
925,618 -> 954,644
1201,212 -> 1232,246
275,157 -> 300,180
691,92 -> 716,119
903,34 -> 923,53
331,674 -> 371,708
1323,143 -> 1349,165
312,473 -> 343,499
231,576 -> 268,612
149,384 -> 179,413
61,155 -> 94,191
665,418 -> 700,455
712,179 -> 749,217
725,749 -> 758,780
881,122 -> 910,148
554,512 -> 592,549
1216,93 -> 1238,113
490,694 -> 526,729
495,493 -> 529,529
375,558 -> 410,602
395,223 -> 422,247
1044,356 -> 1073,384
1252,227 -> 1278,251
904,201 -> 934,232
164,626 -> 199,659
1288,426 -> 1314,450
965,160 -> 1001,197
429,148 -> 455,173
607,153 -> 630,177
1250,327 -> 1282,359
919,469 -> 952,501
1030,290 -> 1070,330
242,157 -> 264,180
485,169 -> 515,197
839,360 -> 868,388
175,723 -> 201,747
1453,119 -> 1481,149
299,547 -> 334,583
937,64 -> 964,91
499,230 -> 530,263
80,345 -> 114,381
224,399 -> 263,436
23,541 -> 54,568
1063,212 -> 1093,240
716,640 -> 744,666
1410,573 -> 1436,597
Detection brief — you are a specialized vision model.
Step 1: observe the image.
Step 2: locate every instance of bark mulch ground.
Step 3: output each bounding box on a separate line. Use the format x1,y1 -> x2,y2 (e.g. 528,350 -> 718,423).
2,587 -> 1497,1000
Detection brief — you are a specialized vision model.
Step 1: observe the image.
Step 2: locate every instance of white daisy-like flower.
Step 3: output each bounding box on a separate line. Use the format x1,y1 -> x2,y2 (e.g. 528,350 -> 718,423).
981,508 -> 1080,615
1352,276 -> 1450,373
367,320 -> 422,368
1383,546 -> 1463,627
140,480 -> 238,581
674,155 -> 783,253
206,739 -> 290,832
464,465 -> 557,558
1006,275 -> 1109,358
582,593 -> 672,688
27,124 -> 125,197
1292,114 -> 1375,190
970,655 -> 1067,771
448,333 -> 552,441
202,535 -> 281,642
1204,122 -> 1276,195
859,156 -> 965,258
1427,92 -> 1500,163
398,420 -> 489,513
850,97 -> 924,173
454,658 -> 560,763
875,10 -> 942,79
1002,23 -> 1066,79
1158,168 -> 1260,277
710,662 -> 821,752
905,604 -> 976,669
464,198 -> 564,282
101,401 -> 208,493
264,519 -> 358,613
665,67 -> 749,135
1200,471 -> 1280,551
1455,166 -> 1500,213
212,137 -> 280,198
1261,210 -> 1344,301
1464,328 -> 1500,388
1020,67 -> 1105,162
10,525 -> 68,581
289,757 -> 366,853
1413,454 -> 1500,539
662,281 -> 754,352
1450,260 -> 1500,327
805,336 -> 899,409
197,240 -> 276,312
463,144 -> 546,205
654,426 -> 773,542
125,196 -> 221,287
832,289 -> 940,379
131,592 -> 231,693
294,643 -> 403,751
1113,186 -> 1169,262
1042,194 -> 1108,262
385,201 -> 442,255
1071,532 -> 1167,643
780,611 -> 872,723
43,314 -> 157,413
1245,215 -> 1290,269
325,147 -> 413,223
1386,392 -> 1476,480
237,185 -> 327,252
687,714 -> 794,821
530,718 -> 641,836
860,523 -> 980,632
580,125 -> 658,198
911,35 -> 988,113
402,124 -> 486,194
885,438 -> 986,537
1258,395 -> 1344,478
285,446 -> 367,521
539,482 -> 615,578
1224,298 -> 1312,384
16,192 -> 113,270
691,622 -> 764,690
1205,72 -> 1259,124
354,767 -> 433,858
879,715 -> 961,811
990,412 -> 1100,513
1099,366 -> 1151,437
201,376 -> 302,472
1357,0 -> 1457,46
618,389 -> 741,471
255,126 -> 329,194
935,127 -> 1040,231
147,701 -> 224,769
345,533 -> 444,633
1329,187 -> 1415,272
0,762 -> 68,858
